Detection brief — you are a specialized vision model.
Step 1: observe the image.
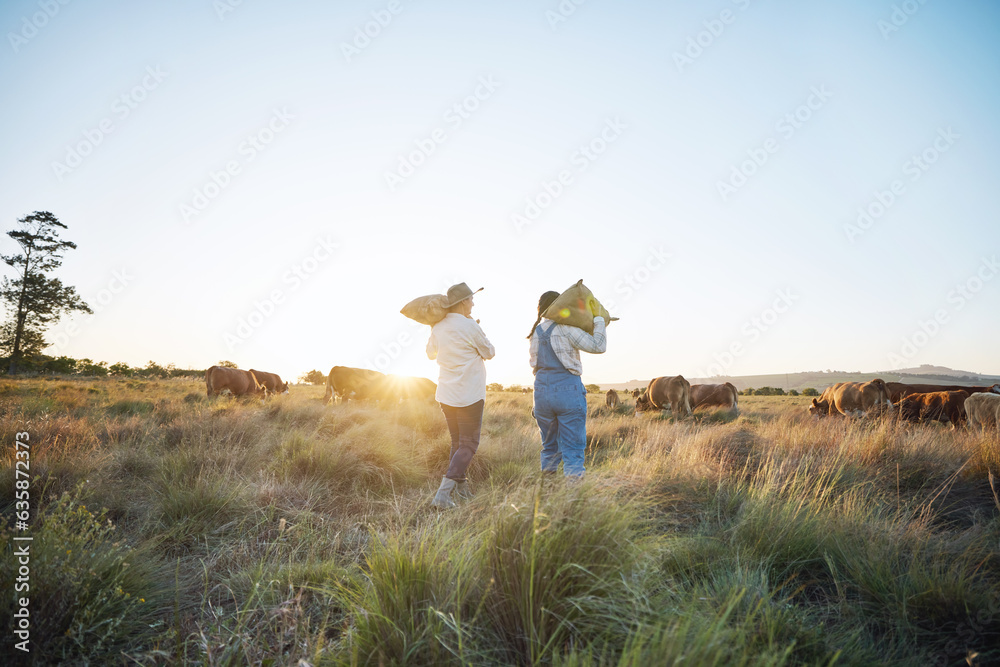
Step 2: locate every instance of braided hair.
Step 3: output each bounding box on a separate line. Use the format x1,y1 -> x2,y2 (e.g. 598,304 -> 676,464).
526,291 -> 561,339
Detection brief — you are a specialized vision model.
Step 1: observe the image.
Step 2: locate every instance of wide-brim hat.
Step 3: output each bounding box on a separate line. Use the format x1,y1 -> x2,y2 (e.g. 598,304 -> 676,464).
443,282 -> 483,308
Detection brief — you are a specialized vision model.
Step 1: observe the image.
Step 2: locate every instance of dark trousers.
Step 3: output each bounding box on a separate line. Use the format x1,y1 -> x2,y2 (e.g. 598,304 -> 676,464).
440,399 -> 484,481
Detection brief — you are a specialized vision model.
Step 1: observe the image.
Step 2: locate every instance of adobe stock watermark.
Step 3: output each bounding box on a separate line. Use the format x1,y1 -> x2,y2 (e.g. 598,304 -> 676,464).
48,268 -> 135,355
843,126 -> 958,243
7,0 -> 71,53
546,0 -> 588,31
673,0 -> 752,73
179,107 -> 294,224
224,236 -> 338,350
717,85 -> 832,202
383,76 -> 500,191
512,117 -> 627,233
365,279 -> 463,372
340,0 -> 408,63
213,0 -> 246,21
12,430 -> 32,654
695,288 -> 799,377
886,254 -> 997,368
51,65 -> 168,181
877,0 -> 930,39
365,319 -> 425,373
602,246 -> 672,314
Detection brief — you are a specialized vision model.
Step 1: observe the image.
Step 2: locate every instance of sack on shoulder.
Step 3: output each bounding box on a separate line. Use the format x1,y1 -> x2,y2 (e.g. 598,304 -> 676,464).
542,279 -> 613,334
401,294 -> 450,325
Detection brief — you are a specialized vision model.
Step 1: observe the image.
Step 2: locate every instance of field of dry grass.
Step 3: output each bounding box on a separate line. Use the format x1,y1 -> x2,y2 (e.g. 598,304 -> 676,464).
2,377 -> 999,665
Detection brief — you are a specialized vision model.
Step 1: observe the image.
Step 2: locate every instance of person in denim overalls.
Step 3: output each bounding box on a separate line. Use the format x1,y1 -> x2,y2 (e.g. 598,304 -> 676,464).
528,291 -> 607,478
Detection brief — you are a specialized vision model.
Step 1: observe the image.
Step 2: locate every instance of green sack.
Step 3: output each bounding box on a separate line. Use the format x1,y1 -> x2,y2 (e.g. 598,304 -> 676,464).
542,280 -> 613,334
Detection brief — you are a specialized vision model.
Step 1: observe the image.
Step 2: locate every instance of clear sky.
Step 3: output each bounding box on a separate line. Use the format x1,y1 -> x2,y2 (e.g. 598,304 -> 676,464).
2,0 -> 998,386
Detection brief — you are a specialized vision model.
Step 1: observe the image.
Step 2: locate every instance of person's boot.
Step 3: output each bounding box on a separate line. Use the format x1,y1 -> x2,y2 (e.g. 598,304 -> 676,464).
454,479 -> 473,500
431,477 -> 457,509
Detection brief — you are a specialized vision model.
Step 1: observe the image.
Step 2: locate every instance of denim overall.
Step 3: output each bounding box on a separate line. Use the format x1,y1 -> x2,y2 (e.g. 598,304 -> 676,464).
533,322 -> 588,476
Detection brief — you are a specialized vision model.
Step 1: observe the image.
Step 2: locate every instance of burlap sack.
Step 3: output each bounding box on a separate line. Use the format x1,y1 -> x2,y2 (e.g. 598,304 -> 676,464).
542,280 -> 613,334
400,294 -> 450,325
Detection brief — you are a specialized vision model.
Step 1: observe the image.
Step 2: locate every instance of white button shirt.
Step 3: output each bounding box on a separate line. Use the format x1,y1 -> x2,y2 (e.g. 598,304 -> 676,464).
426,313 -> 496,407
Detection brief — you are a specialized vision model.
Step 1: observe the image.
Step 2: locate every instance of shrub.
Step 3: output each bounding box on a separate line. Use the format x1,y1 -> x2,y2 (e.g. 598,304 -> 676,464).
801,388 -> 819,396
0,488 -> 160,661
108,362 -> 133,376
298,369 -> 326,385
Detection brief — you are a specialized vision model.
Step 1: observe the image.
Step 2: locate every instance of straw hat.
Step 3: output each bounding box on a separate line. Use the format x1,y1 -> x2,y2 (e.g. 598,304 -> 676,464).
443,282 -> 483,308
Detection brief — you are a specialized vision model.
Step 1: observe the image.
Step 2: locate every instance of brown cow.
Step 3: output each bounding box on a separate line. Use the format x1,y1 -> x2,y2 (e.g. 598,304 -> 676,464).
809,379 -> 892,418
606,389 -> 620,409
886,382 -> 1000,403
964,392 -> 1000,431
690,383 -> 739,414
323,366 -> 385,404
635,375 -> 692,418
631,388 -> 642,398
808,385 -> 835,417
205,366 -> 266,397
895,390 -> 969,426
249,369 -> 289,395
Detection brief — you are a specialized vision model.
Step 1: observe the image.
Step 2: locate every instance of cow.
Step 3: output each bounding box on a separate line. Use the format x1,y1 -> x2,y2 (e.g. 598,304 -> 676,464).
205,366 -> 266,397
323,366 -> 385,404
249,369 -> 289,395
964,392 -> 1000,431
895,390 -> 969,427
886,382 -> 1000,403
809,379 -> 892,418
690,383 -> 739,414
632,388 -> 643,398
606,389 -> 620,409
366,375 -> 438,404
635,375 -> 692,418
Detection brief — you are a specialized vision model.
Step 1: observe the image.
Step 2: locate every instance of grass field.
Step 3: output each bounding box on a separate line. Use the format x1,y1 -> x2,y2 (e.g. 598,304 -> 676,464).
2,377 -> 999,665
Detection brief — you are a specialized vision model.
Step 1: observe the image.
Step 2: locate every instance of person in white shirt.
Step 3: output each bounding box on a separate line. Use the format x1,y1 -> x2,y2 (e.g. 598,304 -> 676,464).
528,290 -> 607,478
426,283 -> 495,508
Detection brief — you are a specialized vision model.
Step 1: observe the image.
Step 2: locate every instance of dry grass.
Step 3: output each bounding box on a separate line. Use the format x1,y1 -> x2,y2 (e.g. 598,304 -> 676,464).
1,379 -> 998,665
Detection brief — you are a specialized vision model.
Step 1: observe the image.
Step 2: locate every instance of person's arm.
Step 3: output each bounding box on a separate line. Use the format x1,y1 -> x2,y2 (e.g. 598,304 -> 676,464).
529,332 -> 538,371
470,321 -> 495,360
565,317 -> 607,354
426,328 -> 439,360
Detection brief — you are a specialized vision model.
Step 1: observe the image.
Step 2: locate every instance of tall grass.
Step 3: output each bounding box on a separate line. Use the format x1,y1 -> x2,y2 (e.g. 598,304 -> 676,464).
1,382 -> 998,665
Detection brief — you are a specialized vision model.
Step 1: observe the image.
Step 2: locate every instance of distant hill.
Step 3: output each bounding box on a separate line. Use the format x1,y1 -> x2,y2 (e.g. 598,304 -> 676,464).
601,365 -> 1000,393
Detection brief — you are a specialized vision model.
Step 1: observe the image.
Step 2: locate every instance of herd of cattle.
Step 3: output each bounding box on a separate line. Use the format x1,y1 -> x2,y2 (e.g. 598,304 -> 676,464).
604,377 -> 739,416
203,364 -> 436,405
205,365 -> 290,397
808,379 -> 1000,430
205,364 -> 1000,431
611,375 -> 1000,430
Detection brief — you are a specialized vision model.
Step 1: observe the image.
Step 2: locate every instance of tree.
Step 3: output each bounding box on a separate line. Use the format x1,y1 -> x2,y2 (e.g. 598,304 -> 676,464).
109,362 -> 133,376
298,369 -> 325,385
77,359 -> 109,376
584,384 -> 601,393
801,387 -> 819,396
45,355 -> 77,375
486,382 -> 504,392
218,360 -> 238,368
1,212 -> 91,374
